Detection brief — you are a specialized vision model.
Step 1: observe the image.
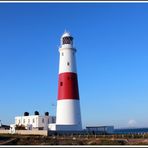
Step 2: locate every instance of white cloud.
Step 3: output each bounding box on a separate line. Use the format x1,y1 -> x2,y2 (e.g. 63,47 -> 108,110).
128,119 -> 137,127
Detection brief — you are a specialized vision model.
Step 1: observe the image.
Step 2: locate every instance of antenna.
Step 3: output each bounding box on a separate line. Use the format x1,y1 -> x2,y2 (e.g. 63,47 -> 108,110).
64,28 -> 67,33
64,29 -> 70,34
52,103 -> 56,107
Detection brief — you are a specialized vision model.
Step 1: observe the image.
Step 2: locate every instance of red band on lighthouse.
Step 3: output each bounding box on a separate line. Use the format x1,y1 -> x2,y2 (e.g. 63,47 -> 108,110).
58,72 -> 79,100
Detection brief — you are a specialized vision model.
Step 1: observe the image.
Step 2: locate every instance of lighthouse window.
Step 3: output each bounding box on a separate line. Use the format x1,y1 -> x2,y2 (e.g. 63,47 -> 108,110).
63,37 -> 73,45
23,119 -> 25,124
60,82 -> 63,86
62,52 -> 64,56
67,62 -> 70,66
42,118 -> 44,123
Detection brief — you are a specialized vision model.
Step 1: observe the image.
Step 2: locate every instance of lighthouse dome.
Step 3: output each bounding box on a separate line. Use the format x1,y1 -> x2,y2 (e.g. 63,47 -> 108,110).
62,32 -> 72,38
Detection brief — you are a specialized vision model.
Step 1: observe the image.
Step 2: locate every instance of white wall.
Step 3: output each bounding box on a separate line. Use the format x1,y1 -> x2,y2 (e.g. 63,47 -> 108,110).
15,115 -> 56,130
59,48 -> 77,74
48,124 -> 82,131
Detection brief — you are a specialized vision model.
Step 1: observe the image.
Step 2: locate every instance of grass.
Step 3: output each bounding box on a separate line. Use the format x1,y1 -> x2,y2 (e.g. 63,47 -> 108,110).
1,133 -> 148,145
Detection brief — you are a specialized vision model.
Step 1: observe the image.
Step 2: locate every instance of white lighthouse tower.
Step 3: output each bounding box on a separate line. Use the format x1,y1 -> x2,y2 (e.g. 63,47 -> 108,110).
55,31 -> 82,131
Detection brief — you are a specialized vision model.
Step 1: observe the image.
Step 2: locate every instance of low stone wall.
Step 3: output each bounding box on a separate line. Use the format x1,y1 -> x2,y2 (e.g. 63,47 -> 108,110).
0,130 -> 10,134
0,129 -> 48,136
15,130 -> 48,136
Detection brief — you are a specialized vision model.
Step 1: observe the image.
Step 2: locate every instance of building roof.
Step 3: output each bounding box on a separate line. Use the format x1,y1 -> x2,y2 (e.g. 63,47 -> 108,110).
0,124 -> 10,128
86,126 -> 114,128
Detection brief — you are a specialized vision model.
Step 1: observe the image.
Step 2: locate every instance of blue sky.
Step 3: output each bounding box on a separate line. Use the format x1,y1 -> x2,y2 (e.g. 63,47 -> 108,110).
0,3 -> 148,129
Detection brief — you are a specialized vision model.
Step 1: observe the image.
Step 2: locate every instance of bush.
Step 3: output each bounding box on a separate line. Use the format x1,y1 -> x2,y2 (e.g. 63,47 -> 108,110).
15,124 -> 26,130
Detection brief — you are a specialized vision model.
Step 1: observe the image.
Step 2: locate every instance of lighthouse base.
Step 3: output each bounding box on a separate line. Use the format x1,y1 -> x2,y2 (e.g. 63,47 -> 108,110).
48,123 -> 82,131
56,100 -> 81,124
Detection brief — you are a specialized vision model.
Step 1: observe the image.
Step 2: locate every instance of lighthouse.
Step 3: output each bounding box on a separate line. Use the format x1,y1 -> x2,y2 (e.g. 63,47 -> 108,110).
55,31 -> 82,131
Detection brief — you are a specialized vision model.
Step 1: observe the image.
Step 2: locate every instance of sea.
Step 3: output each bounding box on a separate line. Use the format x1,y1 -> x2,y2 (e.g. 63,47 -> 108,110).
114,127 -> 148,134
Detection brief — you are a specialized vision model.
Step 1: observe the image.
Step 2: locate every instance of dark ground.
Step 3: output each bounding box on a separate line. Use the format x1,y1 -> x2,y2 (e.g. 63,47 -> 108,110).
1,133 -> 148,145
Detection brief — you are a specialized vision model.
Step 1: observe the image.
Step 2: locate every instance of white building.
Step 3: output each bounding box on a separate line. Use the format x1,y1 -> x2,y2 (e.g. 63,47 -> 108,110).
15,112 -> 56,130
86,126 -> 114,134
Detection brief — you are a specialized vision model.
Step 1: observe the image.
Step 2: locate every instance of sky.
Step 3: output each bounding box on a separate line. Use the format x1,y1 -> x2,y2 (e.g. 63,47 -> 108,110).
0,2 -> 148,129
